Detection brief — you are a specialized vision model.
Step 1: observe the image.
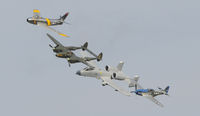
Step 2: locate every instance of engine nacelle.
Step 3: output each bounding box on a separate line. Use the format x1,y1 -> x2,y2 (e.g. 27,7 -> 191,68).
111,73 -> 125,80
105,65 -> 109,71
115,75 -> 125,80
105,65 -> 118,72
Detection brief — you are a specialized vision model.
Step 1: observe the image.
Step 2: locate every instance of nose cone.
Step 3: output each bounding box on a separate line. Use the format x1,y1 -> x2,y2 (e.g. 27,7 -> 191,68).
27,17 -> 34,24
53,49 -> 57,53
76,70 -> 81,75
27,18 -> 31,23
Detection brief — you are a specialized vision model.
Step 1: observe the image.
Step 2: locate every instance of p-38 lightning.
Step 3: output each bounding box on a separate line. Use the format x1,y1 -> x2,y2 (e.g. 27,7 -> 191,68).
27,9 -> 69,37
130,78 -> 170,107
47,34 -> 103,67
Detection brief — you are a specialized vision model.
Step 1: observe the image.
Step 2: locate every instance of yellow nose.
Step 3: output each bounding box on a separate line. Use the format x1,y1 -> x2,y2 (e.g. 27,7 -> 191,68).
57,54 -> 63,57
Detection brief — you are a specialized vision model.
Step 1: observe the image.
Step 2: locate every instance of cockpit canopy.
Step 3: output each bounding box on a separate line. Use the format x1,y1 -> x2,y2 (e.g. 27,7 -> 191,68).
147,89 -> 154,92
83,67 -> 94,71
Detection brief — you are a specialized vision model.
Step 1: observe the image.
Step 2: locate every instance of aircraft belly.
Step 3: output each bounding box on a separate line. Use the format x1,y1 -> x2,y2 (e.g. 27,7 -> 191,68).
49,19 -> 62,26
142,93 -> 149,96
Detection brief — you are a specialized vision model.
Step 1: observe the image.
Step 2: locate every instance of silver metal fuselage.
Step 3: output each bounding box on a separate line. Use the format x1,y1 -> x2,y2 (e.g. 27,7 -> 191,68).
135,89 -> 165,97
76,68 -> 112,79
27,17 -> 63,26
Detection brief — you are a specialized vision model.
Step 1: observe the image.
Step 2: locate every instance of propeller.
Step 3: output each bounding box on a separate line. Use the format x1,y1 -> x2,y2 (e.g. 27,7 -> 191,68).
49,44 -> 53,48
66,58 -> 71,67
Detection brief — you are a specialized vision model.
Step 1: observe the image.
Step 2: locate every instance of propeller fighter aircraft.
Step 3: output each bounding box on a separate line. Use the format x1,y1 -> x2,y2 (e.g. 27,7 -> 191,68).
27,9 -> 69,37
47,33 -> 103,67
76,59 -> 131,96
130,78 -> 170,107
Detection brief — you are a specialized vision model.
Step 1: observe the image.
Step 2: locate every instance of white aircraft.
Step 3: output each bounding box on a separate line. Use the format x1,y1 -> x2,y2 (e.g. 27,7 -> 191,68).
104,61 -> 139,88
76,59 -> 131,96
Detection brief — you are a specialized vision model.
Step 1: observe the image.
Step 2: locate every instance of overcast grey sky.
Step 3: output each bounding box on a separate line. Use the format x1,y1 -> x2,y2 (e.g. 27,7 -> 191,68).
0,0 -> 200,115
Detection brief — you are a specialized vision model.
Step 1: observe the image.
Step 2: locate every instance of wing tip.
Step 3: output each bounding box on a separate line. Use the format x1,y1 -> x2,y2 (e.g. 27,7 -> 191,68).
59,33 -> 69,37
33,9 -> 40,13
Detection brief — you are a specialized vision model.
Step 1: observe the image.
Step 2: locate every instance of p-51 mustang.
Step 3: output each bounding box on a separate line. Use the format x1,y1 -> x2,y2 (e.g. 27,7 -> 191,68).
130,78 -> 170,107
27,9 -> 69,37
76,58 -> 131,96
47,33 -> 103,67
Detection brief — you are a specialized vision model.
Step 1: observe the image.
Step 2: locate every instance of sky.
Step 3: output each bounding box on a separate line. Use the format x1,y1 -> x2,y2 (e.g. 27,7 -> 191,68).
0,0 -> 200,115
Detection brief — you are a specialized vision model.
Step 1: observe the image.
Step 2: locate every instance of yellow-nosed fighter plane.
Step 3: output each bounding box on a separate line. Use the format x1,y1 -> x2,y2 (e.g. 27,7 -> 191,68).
27,9 -> 69,37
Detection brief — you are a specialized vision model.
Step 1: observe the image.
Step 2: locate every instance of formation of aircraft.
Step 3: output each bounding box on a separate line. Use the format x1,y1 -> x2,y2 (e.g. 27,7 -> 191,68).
28,9 -> 170,108
27,9 -> 69,37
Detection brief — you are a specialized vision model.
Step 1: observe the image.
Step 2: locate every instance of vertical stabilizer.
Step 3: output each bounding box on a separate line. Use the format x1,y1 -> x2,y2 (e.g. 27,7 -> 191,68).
117,61 -> 124,71
60,12 -> 69,21
164,86 -> 170,94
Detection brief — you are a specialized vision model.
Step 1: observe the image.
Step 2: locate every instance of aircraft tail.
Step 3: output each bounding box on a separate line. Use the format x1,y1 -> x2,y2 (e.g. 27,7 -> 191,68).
97,52 -> 103,61
128,75 -> 139,88
82,42 -> 88,51
60,12 -> 69,21
117,61 -> 124,71
164,86 -> 170,94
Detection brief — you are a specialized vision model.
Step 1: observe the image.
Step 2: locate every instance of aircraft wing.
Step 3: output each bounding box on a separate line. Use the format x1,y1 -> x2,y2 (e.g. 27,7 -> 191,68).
46,33 -> 64,47
80,59 -> 96,68
101,76 -> 131,96
33,9 -> 41,19
37,22 -> 69,37
80,51 -> 98,68
144,95 -> 164,107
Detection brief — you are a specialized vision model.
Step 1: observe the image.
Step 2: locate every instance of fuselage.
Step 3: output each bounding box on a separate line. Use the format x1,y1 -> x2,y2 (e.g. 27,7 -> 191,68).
27,17 -> 63,26
134,89 -> 165,97
76,66 -> 131,81
76,68 -> 112,80
134,89 -> 153,96
52,47 -> 97,64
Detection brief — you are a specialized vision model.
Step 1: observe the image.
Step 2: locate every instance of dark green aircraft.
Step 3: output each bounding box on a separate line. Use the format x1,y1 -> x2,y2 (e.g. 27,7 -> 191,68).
47,33 -> 103,67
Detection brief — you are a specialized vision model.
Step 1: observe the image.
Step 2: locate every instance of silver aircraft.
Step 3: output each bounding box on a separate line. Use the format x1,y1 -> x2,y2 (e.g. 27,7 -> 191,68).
76,59 -> 131,96
47,34 -> 103,67
130,78 -> 170,107
27,9 -> 69,37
